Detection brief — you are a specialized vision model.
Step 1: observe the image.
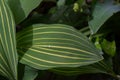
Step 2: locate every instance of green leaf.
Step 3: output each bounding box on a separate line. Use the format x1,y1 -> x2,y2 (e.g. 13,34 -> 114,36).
23,66 -> 38,80
89,0 -> 120,34
17,24 -> 103,70
101,39 -> 116,57
6,0 -> 43,24
50,60 -> 116,77
0,0 -> 18,80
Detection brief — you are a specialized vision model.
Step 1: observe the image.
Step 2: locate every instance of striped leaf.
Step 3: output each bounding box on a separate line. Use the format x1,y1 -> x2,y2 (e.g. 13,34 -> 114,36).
0,0 -> 18,80
17,24 -> 103,70
50,61 -> 115,76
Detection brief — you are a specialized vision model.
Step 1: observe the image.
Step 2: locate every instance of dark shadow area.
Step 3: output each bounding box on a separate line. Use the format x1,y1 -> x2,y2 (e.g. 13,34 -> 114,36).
17,26 -> 33,60
0,75 -> 8,80
17,26 -> 33,80
35,71 -> 113,80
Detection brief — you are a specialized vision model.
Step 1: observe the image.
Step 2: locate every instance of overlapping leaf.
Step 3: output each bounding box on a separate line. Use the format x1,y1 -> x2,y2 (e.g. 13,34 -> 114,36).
50,61 -> 115,76
17,24 -> 103,70
6,0 -> 43,24
23,66 -> 38,80
89,0 -> 120,34
0,0 -> 18,80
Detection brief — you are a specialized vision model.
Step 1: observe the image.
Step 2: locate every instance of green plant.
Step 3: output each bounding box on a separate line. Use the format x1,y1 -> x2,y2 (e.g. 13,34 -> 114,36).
0,0 -> 120,80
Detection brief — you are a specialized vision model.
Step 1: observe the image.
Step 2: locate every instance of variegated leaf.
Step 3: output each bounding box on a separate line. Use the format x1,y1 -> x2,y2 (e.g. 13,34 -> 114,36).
0,0 -> 18,80
17,24 -> 103,70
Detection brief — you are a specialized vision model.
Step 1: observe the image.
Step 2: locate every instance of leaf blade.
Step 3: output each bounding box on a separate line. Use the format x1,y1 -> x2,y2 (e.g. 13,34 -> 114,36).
89,0 -> 120,34
50,60 -> 115,76
23,66 -> 38,80
6,0 -> 43,24
17,24 -> 103,70
0,0 -> 18,79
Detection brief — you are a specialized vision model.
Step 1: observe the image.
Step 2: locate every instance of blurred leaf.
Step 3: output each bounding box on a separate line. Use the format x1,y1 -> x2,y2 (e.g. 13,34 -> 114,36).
20,13 -> 51,27
50,6 -> 88,28
101,39 -> 116,57
73,0 -> 84,12
0,0 -> 18,80
21,5 -> 88,29
57,0 -> 65,8
94,37 -> 102,51
79,26 -> 90,36
17,24 -> 103,70
89,0 -> 120,34
73,3 -> 79,12
6,0 -> 43,24
43,0 -> 56,2
76,0 -> 84,5
23,66 -> 38,80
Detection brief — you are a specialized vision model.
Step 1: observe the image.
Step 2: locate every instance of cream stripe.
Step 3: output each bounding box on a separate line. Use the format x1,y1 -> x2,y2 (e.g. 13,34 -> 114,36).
24,53 -> 96,64
18,38 -> 95,51
34,47 -> 92,57
1,0 -> 16,74
32,45 -> 97,56
22,57 -> 97,69
0,7 -> 13,70
17,31 -> 90,45
0,69 -> 7,77
0,53 -> 9,68
0,64 -> 11,79
17,26 -> 79,39
29,47 -> 96,59
22,57 -> 54,68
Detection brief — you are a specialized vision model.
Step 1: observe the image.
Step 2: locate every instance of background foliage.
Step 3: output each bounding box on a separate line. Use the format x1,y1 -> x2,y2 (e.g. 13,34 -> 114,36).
0,0 -> 120,80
